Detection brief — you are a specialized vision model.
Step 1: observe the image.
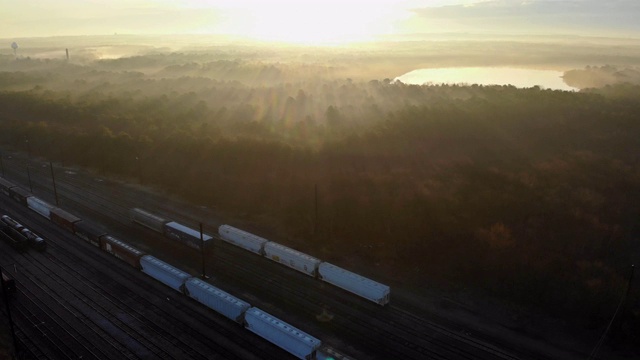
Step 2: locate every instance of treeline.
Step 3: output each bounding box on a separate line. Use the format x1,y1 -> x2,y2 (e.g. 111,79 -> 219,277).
1,80 -> 640,345
564,65 -> 640,89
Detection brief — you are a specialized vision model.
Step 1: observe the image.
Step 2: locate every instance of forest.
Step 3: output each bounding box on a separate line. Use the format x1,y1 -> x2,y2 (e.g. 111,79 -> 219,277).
1,38 -> 639,349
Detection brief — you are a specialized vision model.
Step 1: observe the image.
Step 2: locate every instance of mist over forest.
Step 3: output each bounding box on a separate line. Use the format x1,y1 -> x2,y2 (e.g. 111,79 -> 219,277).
1,34 -> 640,351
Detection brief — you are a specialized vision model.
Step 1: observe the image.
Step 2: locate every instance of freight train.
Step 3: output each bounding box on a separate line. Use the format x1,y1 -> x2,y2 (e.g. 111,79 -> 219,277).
1,214 -> 46,251
221,225 -> 391,305
0,176 -> 346,360
129,208 -> 213,249
133,209 -> 391,306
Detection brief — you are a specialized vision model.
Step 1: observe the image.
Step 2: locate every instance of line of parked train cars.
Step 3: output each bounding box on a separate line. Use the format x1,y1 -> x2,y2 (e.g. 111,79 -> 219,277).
1,214 -> 47,252
131,208 -> 391,306
129,208 -> 213,249
0,177 -> 335,360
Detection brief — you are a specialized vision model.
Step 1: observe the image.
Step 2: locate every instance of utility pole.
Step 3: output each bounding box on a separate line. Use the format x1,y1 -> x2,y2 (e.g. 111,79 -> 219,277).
50,162 -> 59,206
314,184 -> 318,235
200,222 -> 207,280
1,265 -> 19,359
26,165 -> 33,192
25,138 -> 31,159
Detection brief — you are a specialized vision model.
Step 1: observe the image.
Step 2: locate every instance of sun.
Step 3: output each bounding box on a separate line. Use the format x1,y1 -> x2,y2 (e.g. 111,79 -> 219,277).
245,2 -> 385,44
202,0 -> 404,45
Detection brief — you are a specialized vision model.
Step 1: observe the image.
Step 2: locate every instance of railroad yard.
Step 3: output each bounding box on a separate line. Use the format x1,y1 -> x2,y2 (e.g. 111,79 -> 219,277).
0,151 -> 579,360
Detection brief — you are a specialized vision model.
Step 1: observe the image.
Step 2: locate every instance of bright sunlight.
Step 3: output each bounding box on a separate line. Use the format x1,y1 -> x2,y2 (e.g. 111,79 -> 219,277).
200,0 -> 408,44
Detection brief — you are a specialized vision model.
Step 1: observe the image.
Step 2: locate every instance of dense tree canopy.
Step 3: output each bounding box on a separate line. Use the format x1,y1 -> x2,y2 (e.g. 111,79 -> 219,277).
1,52 -> 639,346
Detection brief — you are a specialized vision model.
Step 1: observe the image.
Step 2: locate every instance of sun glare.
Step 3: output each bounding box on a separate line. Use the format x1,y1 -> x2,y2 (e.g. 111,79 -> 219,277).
198,0 -> 405,45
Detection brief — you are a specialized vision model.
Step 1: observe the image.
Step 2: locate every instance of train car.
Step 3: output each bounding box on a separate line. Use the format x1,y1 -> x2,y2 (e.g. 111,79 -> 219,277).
140,255 -> 191,292
27,196 -> 55,219
0,177 -> 16,197
0,226 -> 29,251
318,262 -> 390,306
1,271 -> 15,293
129,208 -> 168,233
163,221 -> 212,250
316,345 -> 356,360
9,186 -> 32,207
74,220 -> 107,247
1,215 -> 23,230
263,242 -> 321,277
50,207 -> 81,234
185,278 -> 251,323
20,228 -> 46,251
100,235 -> 145,269
244,307 -> 321,360
218,225 -> 269,255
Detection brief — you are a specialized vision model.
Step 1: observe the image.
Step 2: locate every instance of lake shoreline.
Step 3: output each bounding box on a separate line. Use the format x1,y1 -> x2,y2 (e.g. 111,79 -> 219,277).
396,67 -> 578,91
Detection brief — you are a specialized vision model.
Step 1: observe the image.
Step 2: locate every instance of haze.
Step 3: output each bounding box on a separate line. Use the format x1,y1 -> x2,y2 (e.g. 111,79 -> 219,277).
3,0 -> 640,43
1,1 -> 640,359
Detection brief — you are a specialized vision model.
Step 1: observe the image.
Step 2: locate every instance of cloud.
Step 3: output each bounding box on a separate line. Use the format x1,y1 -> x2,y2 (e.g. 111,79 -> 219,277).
410,0 -> 640,35
1,4 -> 222,37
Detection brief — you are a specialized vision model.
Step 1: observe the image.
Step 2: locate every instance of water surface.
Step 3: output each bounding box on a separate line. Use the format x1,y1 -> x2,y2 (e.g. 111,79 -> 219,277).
396,67 -> 576,91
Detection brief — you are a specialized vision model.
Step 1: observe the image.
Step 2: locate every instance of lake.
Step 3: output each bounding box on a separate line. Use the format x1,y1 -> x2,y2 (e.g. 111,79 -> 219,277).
395,67 -> 577,91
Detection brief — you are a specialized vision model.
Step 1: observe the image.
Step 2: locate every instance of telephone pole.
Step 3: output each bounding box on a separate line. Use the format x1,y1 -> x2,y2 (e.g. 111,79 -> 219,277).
1,265 -> 19,358
200,222 -> 207,280
50,162 -> 59,206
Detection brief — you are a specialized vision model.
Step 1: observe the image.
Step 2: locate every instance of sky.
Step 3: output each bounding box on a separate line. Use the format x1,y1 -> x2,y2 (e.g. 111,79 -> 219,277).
2,0 -> 640,43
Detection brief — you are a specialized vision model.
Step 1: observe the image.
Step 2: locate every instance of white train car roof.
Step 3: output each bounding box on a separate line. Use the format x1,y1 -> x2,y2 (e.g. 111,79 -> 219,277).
165,221 -> 213,241
141,255 -> 191,278
319,262 -> 390,305
187,278 -> 250,307
320,263 -> 389,292
245,307 -> 321,347
218,225 -> 269,252
264,242 -> 320,263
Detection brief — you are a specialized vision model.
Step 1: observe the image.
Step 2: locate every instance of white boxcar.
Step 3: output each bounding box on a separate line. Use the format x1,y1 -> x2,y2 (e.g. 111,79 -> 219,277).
218,225 -> 269,254
318,262 -> 391,305
27,197 -> 55,219
129,208 -> 168,233
263,242 -> 320,277
164,222 -> 213,250
244,307 -> 321,360
140,255 -> 191,292
185,278 -> 251,323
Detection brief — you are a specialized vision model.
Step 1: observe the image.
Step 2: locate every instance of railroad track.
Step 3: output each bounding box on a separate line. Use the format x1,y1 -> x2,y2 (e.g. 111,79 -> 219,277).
210,240 -> 524,360
41,233 -> 277,360
0,248 -> 122,359
1,198 -> 286,360
6,160 -> 438,358
210,242 -> 439,359
1,151 -> 551,360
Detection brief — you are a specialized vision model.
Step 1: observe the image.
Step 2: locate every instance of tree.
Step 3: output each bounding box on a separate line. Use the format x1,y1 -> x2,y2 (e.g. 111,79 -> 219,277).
325,105 -> 341,127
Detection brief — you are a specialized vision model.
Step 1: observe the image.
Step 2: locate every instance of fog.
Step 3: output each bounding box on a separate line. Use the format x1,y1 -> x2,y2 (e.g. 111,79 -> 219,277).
4,1 -> 640,39
3,34 -> 640,83
1,31 -> 640,358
